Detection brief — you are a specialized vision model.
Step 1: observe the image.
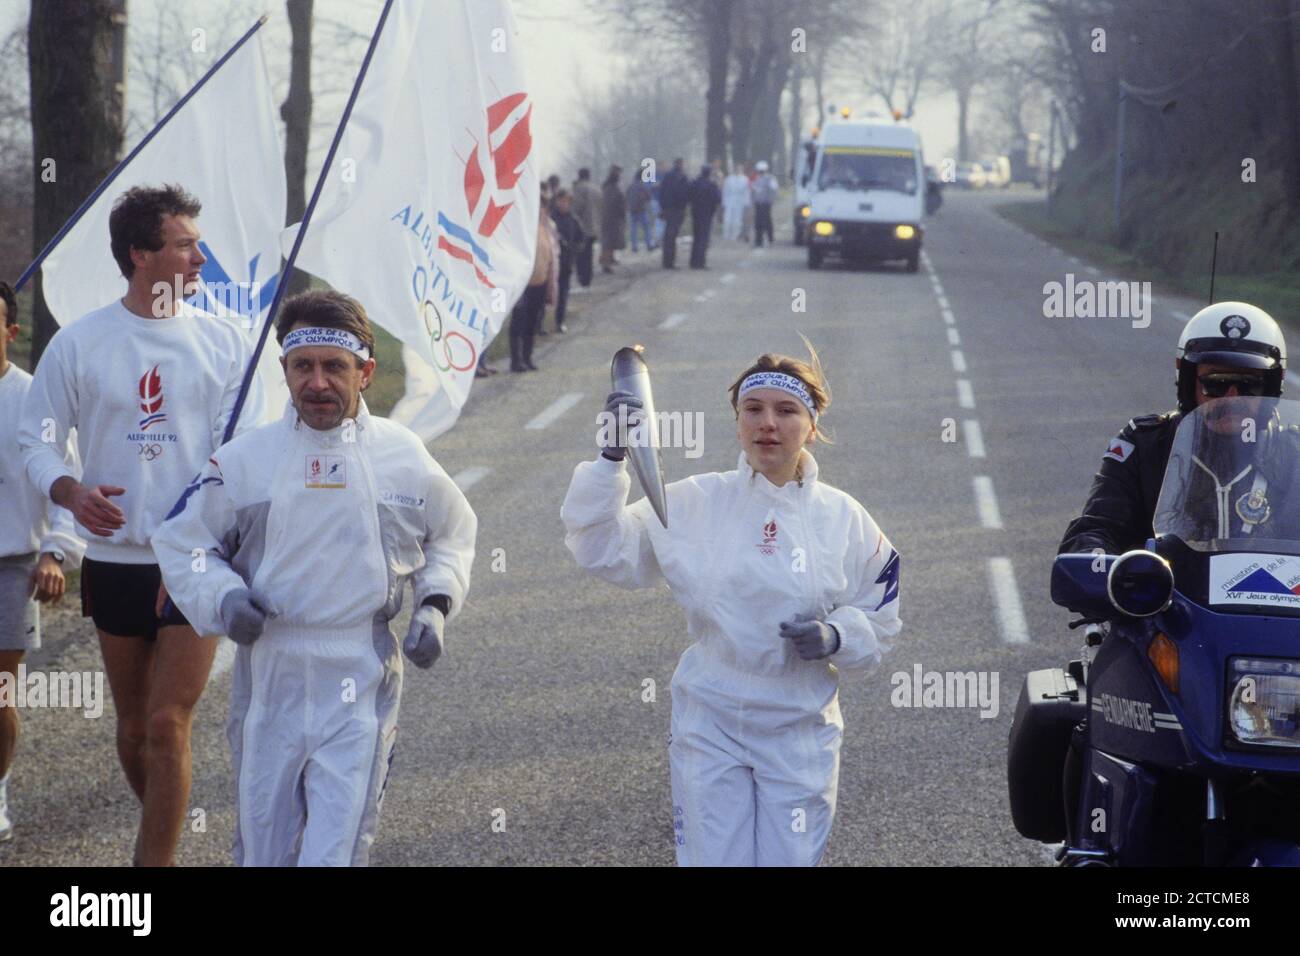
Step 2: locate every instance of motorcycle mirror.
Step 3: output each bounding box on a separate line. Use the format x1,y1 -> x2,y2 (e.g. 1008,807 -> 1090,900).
1106,550 -> 1174,617
1051,552 -> 1116,619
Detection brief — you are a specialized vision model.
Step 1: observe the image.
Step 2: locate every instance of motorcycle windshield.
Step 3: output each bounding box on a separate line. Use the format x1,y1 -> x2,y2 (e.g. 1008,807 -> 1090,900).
1155,397 -> 1300,556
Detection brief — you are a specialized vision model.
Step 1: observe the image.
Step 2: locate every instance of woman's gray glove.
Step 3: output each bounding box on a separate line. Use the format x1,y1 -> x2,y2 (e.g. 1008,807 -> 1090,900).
599,390 -> 644,461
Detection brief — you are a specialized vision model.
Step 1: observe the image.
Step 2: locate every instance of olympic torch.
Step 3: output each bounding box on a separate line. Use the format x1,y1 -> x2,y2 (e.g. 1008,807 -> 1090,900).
611,345 -> 668,528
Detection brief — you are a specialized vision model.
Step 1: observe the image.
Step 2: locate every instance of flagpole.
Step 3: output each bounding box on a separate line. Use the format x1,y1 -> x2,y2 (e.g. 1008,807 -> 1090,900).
14,16 -> 269,292
221,0 -> 396,444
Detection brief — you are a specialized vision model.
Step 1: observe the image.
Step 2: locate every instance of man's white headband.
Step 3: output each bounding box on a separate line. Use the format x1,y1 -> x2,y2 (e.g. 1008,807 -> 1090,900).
738,371 -> 818,421
282,327 -> 371,361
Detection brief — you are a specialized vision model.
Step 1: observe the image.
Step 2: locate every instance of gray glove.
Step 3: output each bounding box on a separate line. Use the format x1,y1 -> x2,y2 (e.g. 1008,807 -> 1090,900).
403,605 -> 445,669
779,616 -> 841,661
220,588 -> 276,646
599,390 -> 643,461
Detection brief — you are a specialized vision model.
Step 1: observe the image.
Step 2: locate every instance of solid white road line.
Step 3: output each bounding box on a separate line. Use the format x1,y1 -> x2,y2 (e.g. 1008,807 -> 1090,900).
973,476 -> 1003,529
951,350 -> 967,373
964,419 -> 986,458
957,379 -> 975,409
947,328 -> 961,345
988,557 -> 1031,644
452,466 -> 492,492
659,312 -> 688,329
525,392 -> 585,431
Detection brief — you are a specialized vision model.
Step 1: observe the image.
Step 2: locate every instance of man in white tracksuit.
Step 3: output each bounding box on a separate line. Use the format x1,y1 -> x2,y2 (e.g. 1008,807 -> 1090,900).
562,353 -> 901,865
152,291 -> 476,866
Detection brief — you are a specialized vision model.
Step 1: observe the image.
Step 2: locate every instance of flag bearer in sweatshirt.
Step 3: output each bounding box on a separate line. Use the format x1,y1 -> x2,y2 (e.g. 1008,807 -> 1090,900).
0,282 -> 86,843
17,185 -> 262,866
152,291 -> 476,866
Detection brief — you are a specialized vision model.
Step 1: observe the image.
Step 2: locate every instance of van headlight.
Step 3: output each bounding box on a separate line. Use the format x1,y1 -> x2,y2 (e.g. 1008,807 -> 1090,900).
813,221 -> 834,236
895,224 -> 916,240
800,205 -> 811,219
1228,657 -> 1300,748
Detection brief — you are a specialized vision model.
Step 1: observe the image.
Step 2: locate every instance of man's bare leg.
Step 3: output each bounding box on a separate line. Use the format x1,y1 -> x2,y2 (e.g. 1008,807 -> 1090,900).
97,631 -> 153,801
0,650 -> 24,782
136,624 -> 217,867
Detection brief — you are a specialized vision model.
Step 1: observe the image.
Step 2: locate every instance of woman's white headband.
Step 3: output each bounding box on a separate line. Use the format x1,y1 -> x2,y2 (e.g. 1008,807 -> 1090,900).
738,371 -> 818,421
282,327 -> 371,360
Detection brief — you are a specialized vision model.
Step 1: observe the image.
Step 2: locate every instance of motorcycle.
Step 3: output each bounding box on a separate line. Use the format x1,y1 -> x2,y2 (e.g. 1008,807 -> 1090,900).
1009,396 -> 1300,866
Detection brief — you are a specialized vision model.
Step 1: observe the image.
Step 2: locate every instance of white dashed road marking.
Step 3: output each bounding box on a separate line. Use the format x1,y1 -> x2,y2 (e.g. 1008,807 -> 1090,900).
659,312 -> 688,329
964,419 -> 986,458
957,379 -> 975,409
951,350 -> 967,373
525,392 -> 585,431
988,557 -> 1030,644
973,476 -> 1003,530
452,466 -> 492,492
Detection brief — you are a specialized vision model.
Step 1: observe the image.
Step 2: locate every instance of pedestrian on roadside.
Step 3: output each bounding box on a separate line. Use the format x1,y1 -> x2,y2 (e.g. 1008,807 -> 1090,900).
658,158 -> 691,270
550,188 -> 583,333
752,160 -> 778,247
571,168 -> 600,289
741,162 -> 756,242
689,164 -> 722,269
509,200 -> 554,372
626,175 -> 654,252
722,164 -> 750,241
599,165 -> 627,274
535,195 -> 561,337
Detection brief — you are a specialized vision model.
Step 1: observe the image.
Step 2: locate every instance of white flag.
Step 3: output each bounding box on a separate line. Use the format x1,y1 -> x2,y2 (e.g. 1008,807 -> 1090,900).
286,0 -> 539,442
40,27 -> 288,423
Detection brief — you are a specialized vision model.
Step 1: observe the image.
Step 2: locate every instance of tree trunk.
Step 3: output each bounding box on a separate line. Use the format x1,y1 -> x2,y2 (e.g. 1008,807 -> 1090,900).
28,0 -> 124,363
705,0 -> 734,168
282,0 -> 314,294
956,85 -> 971,162
787,55 -> 804,177
1275,0 -> 1300,210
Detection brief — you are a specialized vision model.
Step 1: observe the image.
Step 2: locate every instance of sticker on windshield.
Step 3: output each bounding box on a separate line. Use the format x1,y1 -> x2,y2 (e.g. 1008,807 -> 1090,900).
1210,553 -> 1300,608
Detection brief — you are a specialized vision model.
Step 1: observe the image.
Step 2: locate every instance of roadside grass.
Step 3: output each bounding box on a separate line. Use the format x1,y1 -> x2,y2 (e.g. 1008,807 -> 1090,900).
996,199 -> 1300,327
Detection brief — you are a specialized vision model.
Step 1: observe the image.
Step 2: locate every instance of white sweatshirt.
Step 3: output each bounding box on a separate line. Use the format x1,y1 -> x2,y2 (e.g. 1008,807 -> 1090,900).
0,365 -> 85,565
151,398 -> 477,639
18,300 -> 262,564
561,451 -> 901,709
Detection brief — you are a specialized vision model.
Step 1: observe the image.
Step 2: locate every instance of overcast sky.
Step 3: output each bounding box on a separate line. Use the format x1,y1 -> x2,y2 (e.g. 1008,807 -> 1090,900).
3,0 -> 967,174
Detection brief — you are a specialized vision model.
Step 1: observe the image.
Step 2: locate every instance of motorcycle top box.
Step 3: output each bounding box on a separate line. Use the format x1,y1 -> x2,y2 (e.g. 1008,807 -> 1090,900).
1011,397 -> 1300,866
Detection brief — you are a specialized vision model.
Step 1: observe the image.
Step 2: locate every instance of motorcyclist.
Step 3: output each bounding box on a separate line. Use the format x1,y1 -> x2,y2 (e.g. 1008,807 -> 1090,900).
1059,301 -> 1289,556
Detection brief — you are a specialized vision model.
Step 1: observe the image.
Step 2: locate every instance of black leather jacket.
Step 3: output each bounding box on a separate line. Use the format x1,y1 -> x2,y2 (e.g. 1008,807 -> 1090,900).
1059,411 -> 1181,556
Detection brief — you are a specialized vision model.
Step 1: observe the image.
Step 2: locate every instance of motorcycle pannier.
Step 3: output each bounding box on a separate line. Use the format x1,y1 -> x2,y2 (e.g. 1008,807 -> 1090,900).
1007,667 -> 1086,842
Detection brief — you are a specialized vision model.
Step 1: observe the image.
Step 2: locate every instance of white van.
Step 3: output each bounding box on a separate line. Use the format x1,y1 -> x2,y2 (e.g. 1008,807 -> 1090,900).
806,120 -> 926,272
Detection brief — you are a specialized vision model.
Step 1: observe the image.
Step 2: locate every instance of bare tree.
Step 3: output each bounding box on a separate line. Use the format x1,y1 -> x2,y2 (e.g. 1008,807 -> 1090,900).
28,0 -> 125,362
282,0 -> 313,295
860,0 -> 947,118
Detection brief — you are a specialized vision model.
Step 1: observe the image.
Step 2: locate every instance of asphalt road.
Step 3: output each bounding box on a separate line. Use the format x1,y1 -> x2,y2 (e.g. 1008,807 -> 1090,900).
4,189 -> 1222,866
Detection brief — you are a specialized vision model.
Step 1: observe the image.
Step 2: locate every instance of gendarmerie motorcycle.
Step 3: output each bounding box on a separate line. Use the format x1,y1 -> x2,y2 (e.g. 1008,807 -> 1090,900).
1010,396 -> 1300,866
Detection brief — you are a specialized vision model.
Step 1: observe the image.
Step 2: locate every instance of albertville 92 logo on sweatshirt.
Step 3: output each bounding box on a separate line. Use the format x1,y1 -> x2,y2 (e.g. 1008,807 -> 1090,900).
127,364 -> 180,459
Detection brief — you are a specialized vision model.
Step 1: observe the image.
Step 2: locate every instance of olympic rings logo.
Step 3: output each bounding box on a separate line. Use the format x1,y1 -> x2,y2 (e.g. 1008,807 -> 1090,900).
138,443 -> 163,462
421,299 -> 478,373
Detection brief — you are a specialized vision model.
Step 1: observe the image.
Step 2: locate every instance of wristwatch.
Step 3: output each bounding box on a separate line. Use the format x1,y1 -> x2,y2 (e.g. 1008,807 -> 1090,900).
48,551 -> 65,565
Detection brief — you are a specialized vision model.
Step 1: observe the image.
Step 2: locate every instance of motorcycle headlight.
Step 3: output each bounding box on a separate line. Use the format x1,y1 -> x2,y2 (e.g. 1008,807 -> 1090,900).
1228,657 -> 1300,749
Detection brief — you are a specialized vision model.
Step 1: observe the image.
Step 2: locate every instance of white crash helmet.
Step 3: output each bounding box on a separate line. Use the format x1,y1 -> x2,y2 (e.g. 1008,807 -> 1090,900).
1175,301 -> 1286,413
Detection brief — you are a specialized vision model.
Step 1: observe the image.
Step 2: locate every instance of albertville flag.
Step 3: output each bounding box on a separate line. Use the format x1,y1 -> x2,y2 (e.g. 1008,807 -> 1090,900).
286,0 -> 539,442
40,29 -> 287,422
